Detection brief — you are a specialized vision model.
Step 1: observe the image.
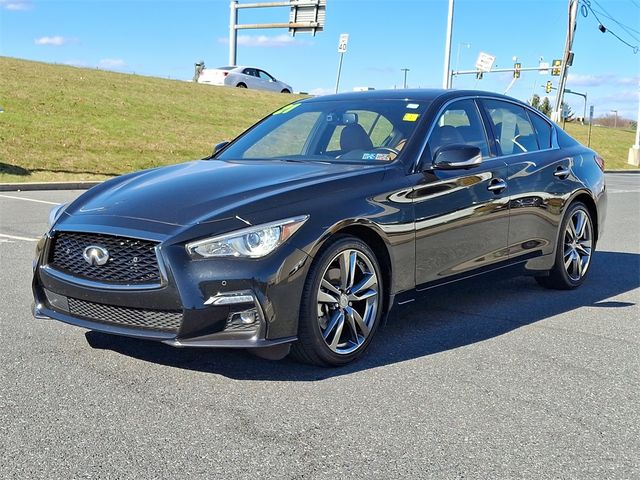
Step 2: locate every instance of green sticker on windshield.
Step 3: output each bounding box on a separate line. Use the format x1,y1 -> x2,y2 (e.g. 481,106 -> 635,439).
273,103 -> 301,115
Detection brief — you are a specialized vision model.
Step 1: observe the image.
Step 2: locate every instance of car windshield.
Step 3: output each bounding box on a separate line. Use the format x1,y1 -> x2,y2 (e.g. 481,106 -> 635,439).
216,98 -> 431,164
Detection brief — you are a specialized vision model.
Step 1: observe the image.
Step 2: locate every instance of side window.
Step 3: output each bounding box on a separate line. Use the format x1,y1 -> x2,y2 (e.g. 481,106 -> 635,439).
528,111 -> 553,149
258,70 -> 274,81
244,112 -> 321,158
483,100 -> 539,155
428,99 -> 489,158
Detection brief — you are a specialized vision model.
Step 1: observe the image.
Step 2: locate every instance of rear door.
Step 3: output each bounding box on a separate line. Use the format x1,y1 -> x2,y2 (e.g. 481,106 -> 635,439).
478,99 -> 575,263
413,98 -> 510,286
241,68 -> 259,88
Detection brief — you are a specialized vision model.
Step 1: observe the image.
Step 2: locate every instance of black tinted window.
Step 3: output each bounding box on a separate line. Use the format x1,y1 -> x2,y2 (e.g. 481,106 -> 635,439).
483,100 -> 539,155
428,99 -> 489,159
528,111 -> 552,149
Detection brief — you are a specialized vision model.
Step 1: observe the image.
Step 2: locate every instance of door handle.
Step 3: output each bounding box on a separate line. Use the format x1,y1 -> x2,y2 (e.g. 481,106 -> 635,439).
487,178 -> 507,193
554,166 -> 570,179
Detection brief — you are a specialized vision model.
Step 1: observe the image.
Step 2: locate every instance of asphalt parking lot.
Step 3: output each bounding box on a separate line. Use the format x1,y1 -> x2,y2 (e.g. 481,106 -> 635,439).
1,173 -> 638,479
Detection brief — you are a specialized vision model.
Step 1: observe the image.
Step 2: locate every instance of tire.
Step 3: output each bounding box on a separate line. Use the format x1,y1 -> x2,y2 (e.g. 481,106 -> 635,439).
236,83 -> 247,88
291,235 -> 384,367
536,201 -> 594,290
281,89 -> 291,94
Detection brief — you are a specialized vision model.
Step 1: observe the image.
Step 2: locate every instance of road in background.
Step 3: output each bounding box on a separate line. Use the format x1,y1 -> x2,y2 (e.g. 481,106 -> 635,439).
1,174 -> 638,478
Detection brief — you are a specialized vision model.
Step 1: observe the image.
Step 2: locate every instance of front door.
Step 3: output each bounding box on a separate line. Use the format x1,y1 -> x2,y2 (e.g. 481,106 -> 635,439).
413,98 -> 510,286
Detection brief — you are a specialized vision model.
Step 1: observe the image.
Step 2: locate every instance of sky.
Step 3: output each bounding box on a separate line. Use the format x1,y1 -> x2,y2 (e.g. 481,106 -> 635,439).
1,0 -> 639,119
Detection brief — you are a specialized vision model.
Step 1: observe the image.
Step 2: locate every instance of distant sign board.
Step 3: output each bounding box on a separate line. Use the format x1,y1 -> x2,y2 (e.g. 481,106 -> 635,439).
289,0 -> 326,36
589,105 -> 594,122
475,52 -> 495,72
539,62 -> 549,75
338,33 -> 349,53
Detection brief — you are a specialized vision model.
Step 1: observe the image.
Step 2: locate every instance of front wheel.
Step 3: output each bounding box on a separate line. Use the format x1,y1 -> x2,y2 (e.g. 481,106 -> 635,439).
536,201 -> 594,290
291,236 -> 383,366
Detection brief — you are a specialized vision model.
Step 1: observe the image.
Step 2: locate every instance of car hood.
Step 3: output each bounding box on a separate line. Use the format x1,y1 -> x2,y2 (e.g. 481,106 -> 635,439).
64,159 -> 384,227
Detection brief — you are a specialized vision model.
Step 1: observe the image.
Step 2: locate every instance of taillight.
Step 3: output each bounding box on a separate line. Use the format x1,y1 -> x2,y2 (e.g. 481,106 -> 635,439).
223,72 -> 229,77
594,154 -> 605,171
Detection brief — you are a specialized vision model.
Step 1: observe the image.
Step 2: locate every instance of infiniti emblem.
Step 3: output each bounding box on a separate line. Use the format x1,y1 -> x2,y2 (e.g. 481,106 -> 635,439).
82,245 -> 110,266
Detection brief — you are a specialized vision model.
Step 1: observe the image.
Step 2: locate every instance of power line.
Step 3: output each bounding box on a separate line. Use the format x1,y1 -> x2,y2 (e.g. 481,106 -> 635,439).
591,0 -> 640,37
583,0 -> 639,53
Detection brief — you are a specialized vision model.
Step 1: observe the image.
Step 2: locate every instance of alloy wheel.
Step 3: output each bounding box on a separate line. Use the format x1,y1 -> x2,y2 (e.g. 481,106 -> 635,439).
563,208 -> 593,281
316,249 -> 379,355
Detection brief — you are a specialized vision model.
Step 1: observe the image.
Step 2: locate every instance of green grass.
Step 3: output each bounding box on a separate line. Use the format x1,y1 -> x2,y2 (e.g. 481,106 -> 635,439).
0,57 -> 636,183
563,122 -> 636,170
0,57 -> 304,183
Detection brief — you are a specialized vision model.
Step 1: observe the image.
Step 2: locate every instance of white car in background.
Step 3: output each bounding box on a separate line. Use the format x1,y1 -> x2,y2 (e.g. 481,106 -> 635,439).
198,66 -> 293,93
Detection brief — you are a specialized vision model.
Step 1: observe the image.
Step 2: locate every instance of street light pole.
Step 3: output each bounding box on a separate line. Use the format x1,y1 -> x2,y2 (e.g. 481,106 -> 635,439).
401,68 -> 410,89
611,110 -> 618,129
628,91 -> 640,166
442,0 -> 455,89
229,0 -> 238,66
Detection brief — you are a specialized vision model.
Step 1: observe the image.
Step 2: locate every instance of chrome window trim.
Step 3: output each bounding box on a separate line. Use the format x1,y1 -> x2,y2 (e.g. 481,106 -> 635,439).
412,94 -> 560,173
42,245 -> 169,291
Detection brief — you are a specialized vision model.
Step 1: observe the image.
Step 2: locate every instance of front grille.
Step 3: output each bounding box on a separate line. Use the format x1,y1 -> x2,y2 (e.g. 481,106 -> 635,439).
49,232 -> 161,284
67,297 -> 182,332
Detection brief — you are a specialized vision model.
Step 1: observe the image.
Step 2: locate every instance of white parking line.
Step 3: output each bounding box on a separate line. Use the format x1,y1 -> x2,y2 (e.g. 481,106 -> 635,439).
0,194 -> 58,205
0,233 -> 39,242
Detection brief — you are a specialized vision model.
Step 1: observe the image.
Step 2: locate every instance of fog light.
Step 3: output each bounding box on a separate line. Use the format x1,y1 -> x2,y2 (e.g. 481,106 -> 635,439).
225,307 -> 259,331
239,310 -> 257,325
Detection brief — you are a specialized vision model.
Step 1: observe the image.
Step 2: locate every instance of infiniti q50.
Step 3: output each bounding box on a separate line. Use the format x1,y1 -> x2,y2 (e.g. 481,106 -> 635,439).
33,90 -> 607,366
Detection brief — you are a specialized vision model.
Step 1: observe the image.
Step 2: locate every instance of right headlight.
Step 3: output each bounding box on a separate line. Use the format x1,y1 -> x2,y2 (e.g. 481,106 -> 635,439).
185,215 -> 309,259
48,203 -> 68,227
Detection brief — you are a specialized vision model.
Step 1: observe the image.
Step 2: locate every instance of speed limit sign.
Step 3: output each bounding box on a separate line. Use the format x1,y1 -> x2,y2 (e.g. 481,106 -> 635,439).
338,33 -> 349,53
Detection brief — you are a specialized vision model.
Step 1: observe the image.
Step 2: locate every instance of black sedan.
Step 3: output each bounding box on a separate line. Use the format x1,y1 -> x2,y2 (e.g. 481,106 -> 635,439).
33,89 -> 607,366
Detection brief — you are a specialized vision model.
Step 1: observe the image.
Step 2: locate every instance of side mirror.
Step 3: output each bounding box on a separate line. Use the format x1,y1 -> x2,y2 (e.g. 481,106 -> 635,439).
433,144 -> 482,170
212,141 -> 229,156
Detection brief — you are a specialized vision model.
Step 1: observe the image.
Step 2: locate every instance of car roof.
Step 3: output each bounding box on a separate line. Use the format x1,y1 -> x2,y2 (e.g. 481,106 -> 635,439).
303,89 -> 530,107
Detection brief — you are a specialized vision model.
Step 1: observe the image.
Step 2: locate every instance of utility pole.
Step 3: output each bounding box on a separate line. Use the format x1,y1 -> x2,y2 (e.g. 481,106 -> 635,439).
552,0 -> 579,122
401,68 -> 410,89
442,0 -> 455,89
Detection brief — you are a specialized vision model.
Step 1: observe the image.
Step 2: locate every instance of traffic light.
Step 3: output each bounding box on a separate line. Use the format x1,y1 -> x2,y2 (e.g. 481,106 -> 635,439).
545,81 -> 553,93
513,62 -> 521,79
551,59 -> 562,76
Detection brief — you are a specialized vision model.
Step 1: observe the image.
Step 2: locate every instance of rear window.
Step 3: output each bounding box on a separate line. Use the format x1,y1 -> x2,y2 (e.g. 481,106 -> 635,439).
528,111 -> 553,149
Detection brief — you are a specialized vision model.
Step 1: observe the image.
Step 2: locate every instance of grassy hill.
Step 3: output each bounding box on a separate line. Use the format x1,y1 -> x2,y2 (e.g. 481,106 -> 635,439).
0,57 -> 636,183
564,122 -> 636,170
0,57 -> 304,183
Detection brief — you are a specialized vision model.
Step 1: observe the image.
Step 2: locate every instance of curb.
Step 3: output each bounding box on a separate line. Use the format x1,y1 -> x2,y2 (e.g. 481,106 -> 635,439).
0,181 -> 101,192
604,169 -> 640,173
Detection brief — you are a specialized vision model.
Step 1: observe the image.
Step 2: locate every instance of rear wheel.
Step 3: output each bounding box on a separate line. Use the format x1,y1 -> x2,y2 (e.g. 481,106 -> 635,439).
536,201 -> 594,290
236,83 -> 247,88
281,89 -> 291,94
291,236 -> 383,366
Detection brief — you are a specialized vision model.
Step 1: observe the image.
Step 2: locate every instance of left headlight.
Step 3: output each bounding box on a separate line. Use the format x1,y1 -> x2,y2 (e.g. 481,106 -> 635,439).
48,203 -> 68,227
185,215 -> 309,259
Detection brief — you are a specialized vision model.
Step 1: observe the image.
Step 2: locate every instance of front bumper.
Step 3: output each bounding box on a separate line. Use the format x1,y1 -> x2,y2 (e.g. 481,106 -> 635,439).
32,226 -> 310,348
